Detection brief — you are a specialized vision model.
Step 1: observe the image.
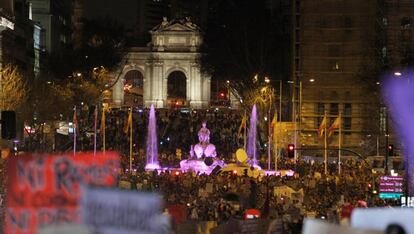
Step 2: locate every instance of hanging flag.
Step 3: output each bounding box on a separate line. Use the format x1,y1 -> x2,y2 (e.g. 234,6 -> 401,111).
318,114 -> 327,138
73,107 -> 78,134
328,116 -> 341,137
237,113 -> 247,137
124,110 -> 132,134
100,107 -> 106,136
270,113 -> 277,140
94,107 -> 98,132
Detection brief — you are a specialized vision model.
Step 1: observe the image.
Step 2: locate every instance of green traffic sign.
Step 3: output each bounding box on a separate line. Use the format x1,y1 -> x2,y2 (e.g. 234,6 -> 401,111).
379,193 -> 403,199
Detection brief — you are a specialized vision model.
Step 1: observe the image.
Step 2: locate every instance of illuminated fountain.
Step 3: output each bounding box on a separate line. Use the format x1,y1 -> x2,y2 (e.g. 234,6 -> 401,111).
180,122 -> 225,174
246,104 -> 260,168
145,104 -> 161,170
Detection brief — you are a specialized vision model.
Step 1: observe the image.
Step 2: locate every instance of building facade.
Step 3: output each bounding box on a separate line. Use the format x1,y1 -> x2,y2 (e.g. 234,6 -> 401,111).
111,18 -> 210,109
29,0 -> 72,54
293,0 -> 414,157
294,0 -> 378,156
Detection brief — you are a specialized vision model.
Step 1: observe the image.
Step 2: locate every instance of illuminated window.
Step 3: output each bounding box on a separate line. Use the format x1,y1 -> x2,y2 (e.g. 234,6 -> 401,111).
328,60 -> 340,71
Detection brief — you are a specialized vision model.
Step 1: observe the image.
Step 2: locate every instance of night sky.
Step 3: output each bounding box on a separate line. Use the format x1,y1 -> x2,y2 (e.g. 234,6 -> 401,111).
84,0 -> 138,29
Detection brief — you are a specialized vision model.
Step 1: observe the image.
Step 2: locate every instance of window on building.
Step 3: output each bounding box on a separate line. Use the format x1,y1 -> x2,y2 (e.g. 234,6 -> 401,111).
401,17 -> 411,29
328,60 -> 340,71
328,44 -> 342,57
330,103 -> 339,115
383,18 -> 388,26
330,103 -> 339,125
344,17 -> 353,28
315,103 -> 325,128
343,103 -> 352,132
60,34 -> 67,43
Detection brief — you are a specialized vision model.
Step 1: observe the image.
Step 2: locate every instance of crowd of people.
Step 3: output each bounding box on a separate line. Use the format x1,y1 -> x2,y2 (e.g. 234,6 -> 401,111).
117,157 -> 399,232
72,108 -> 245,159
14,107 -> 403,233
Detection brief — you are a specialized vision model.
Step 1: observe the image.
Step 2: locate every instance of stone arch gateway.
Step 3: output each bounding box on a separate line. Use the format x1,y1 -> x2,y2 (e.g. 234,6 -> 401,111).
111,18 -> 211,108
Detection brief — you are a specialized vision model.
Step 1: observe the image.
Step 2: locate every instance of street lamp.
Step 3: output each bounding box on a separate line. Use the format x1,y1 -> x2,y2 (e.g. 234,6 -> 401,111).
394,72 -> 402,76
309,79 -> 315,83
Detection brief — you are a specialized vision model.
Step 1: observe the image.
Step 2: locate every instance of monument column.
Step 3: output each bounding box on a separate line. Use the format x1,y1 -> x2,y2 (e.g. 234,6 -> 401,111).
112,68 -> 124,107
143,61 -> 152,107
153,61 -> 164,108
201,75 -> 211,108
189,63 -> 202,108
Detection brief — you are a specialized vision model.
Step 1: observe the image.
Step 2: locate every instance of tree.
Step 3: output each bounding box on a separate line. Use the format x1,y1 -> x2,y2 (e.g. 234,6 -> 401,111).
0,64 -> 28,111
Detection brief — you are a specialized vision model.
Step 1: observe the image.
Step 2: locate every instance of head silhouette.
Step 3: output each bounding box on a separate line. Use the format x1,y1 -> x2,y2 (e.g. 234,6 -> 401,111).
386,224 -> 406,234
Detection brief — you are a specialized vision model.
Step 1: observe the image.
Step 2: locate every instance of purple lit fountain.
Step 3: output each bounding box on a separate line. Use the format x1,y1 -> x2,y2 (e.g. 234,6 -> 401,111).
179,122 -> 225,174
247,104 -> 260,168
145,104 -> 161,170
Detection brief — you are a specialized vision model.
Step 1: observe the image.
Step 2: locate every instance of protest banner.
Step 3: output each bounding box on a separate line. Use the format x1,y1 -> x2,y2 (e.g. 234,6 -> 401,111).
81,187 -> 170,234
38,224 -> 91,234
5,152 -> 119,234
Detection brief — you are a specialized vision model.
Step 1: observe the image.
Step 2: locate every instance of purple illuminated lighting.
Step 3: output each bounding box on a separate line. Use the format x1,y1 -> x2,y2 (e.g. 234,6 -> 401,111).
383,72 -> 414,195
247,105 -> 258,166
145,104 -> 160,170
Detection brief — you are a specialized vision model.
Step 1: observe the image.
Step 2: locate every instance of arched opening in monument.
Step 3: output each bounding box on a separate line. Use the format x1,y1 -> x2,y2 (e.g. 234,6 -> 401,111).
167,71 -> 187,107
123,70 -> 144,107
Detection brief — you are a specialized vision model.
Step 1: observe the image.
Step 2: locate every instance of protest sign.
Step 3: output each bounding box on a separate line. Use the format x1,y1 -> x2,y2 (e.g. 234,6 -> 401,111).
81,187 -> 170,234
229,219 -> 260,234
119,180 -> 132,189
266,219 -> 283,234
38,224 -> 91,234
5,152 -> 119,234
351,208 -> 414,234
205,182 -> 213,193
303,218 -> 382,234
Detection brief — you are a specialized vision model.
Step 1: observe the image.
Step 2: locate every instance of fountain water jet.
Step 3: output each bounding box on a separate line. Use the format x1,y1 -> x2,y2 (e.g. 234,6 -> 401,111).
145,104 -> 160,170
247,104 -> 259,167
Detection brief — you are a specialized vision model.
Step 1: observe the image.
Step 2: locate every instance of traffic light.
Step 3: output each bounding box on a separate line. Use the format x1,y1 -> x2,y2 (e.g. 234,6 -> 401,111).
388,144 -> 394,156
287,144 -> 295,158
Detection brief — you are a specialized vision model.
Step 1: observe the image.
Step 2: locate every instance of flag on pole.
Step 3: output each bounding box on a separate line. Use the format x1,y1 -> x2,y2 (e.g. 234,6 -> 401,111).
318,114 -> 327,138
100,107 -> 106,135
94,106 -> 98,155
124,110 -> 132,134
328,116 -> 341,137
73,107 -> 78,134
238,113 -> 247,137
270,112 -> 277,141
73,106 -> 77,155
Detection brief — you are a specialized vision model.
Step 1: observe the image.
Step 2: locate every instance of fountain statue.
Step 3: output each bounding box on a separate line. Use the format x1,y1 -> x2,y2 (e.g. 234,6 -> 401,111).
180,121 -> 224,174
193,122 -> 217,158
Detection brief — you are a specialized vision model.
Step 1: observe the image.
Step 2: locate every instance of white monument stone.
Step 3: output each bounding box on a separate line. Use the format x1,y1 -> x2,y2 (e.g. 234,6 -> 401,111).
112,18 -> 211,109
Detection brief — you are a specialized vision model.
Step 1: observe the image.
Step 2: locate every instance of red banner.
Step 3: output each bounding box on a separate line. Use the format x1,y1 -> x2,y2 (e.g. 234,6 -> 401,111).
5,152 -> 119,234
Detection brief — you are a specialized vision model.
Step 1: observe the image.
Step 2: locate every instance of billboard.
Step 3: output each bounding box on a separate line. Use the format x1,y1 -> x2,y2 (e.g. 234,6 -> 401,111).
379,176 -> 404,199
